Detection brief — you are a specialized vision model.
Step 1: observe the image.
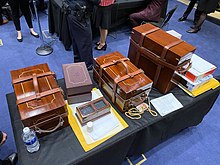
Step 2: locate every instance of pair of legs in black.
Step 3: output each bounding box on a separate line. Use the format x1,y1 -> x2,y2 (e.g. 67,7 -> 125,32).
67,13 -> 93,69
179,0 -> 219,33
8,0 -> 39,42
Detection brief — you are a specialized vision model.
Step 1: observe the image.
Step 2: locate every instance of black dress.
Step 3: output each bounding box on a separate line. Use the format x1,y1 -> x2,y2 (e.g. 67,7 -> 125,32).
197,0 -> 219,14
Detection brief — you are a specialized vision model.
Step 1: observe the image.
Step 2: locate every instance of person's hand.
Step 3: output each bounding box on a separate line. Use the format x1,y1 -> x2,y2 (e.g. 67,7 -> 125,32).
0,132 -> 7,145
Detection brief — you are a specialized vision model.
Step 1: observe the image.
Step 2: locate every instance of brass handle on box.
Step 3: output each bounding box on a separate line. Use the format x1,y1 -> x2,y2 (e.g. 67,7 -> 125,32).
34,116 -> 64,134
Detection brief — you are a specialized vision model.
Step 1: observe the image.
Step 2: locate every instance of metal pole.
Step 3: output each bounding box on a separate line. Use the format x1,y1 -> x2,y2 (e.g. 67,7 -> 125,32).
33,0 -> 53,56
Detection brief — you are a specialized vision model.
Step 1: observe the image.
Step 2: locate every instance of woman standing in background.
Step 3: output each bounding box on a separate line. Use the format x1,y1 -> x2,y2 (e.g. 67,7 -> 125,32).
8,0 -> 39,42
187,0 -> 219,33
93,0 -> 115,51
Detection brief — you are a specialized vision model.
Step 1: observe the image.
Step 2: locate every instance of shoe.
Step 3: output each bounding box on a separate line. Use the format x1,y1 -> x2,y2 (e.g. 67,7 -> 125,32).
186,27 -> 201,33
30,32 -> 39,38
178,16 -> 187,22
74,55 -> 81,62
17,36 -> 23,42
0,19 -> 9,25
4,152 -> 18,165
94,44 -> 107,51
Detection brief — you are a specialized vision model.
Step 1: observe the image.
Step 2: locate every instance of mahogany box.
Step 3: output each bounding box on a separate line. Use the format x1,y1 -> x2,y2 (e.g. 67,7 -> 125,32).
10,63 -> 69,137
93,51 -> 153,113
128,23 -> 196,93
62,62 -> 93,104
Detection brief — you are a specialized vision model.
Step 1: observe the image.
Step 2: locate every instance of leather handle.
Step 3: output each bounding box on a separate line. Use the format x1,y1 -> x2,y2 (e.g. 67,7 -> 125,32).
34,116 -> 64,134
117,60 -> 129,75
177,59 -> 192,74
32,73 -> 40,98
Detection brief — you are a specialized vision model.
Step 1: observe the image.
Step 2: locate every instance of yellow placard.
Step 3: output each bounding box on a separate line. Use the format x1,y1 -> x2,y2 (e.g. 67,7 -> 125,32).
190,78 -> 220,97
67,90 -> 128,152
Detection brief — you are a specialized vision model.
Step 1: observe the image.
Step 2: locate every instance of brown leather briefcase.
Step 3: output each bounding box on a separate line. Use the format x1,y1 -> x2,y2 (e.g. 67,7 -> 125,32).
93,51 -> 153,112
128,23 -> 196,93
10,63 -> 69,137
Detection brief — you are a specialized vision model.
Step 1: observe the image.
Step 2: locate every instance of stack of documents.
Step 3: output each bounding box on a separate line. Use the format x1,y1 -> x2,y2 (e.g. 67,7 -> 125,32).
174,54 -> 219,97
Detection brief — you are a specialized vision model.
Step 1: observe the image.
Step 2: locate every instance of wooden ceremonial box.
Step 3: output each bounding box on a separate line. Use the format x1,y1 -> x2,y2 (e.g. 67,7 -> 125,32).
62,62 -> 93,104
128,23 -> 196,93
76,97 -> 111,125
10,64 -> 69,137
93,51 -> 153,112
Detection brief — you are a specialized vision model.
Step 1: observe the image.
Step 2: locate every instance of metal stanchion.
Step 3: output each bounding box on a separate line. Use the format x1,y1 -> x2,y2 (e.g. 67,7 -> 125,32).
33,0 -> 53,56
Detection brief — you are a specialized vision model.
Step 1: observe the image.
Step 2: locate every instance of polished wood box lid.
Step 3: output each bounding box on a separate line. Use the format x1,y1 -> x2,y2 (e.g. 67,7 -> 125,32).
10,63 -> 66,122
62,62 -> 93,96
94,51 -> 153,100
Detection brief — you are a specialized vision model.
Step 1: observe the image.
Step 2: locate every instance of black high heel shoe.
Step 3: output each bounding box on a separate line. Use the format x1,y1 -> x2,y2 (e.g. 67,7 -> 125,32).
17,36 -> 23,42
186,27 -> 201,33
30,32 -> 39,38
94,43 -> 107,51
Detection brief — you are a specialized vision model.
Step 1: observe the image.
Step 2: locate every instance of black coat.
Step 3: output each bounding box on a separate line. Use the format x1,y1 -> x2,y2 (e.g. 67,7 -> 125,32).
197,0 -> 219,13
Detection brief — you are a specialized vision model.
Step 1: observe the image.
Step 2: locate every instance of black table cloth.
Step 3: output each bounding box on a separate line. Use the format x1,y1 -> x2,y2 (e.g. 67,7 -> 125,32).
6,77 -> 220,165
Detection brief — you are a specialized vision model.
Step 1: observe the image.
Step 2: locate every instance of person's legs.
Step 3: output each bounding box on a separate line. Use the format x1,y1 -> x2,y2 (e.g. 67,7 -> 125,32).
187,12 -> 207,33
193,9 -> 202,24
8,0 -> 21,31
8,0 -> 23,41
19,0 -> 38,36
96,28 -> 107,50
178,0 -> 197,21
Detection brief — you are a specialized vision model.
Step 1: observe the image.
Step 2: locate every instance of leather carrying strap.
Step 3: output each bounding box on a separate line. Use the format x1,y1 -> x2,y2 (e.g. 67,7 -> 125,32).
112,69 -> 144,103
12,71 -> 55,84
153,40 -> 183,86
135,27 -> 160,66
131,37 -> 184,86
98,57 -> 129,87
131,39 -> 177,70
16,88 -> 62,105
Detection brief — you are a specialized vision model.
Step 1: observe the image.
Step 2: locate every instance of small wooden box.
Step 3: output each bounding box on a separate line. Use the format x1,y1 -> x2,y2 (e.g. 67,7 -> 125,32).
76,97 -> 111,125
62,62 -> 93,104
10,63 -> 69,137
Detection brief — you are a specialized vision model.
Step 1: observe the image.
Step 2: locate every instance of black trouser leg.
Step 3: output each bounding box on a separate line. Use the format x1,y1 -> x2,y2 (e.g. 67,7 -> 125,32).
8,0 -> 21,30
20,0 -> 33,29
67,14 -> 93,67
183,0 -> 197,18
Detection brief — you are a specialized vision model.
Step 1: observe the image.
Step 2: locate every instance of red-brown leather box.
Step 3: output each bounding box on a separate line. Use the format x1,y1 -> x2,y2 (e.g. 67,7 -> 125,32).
93,51 -> 153,112
128,23 -> 196,94
62,62 -> 93,104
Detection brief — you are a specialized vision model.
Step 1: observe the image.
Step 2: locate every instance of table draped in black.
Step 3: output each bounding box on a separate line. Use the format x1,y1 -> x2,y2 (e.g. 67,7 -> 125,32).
7,76 -> 220,165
